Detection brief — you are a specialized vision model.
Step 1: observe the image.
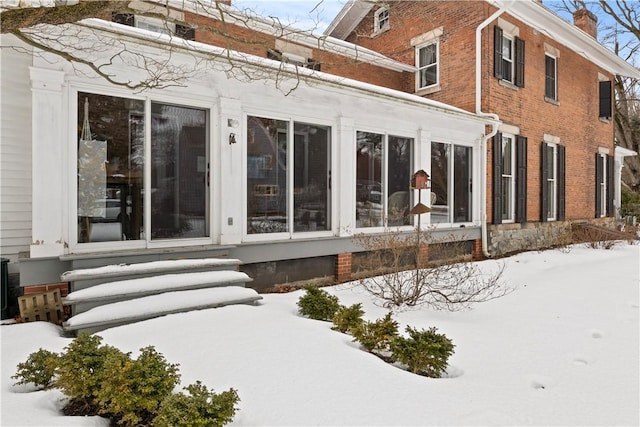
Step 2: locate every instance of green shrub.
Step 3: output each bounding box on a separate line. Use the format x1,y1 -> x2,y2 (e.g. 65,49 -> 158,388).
297,286 -> 341,321
96,346 -> 181,426
12,348 -> 59,389
332,303 -> 364,334
352,312 -> 399,353
55,333 -> 129,411
390,326 -> 455,378
154,381 -> 240,427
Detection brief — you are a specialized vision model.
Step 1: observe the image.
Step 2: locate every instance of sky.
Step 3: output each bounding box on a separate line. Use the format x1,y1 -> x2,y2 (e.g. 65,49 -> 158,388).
2,243 -> 638,426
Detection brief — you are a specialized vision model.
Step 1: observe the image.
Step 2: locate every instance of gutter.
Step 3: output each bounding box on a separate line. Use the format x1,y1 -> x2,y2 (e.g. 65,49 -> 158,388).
476,3 -> 512,258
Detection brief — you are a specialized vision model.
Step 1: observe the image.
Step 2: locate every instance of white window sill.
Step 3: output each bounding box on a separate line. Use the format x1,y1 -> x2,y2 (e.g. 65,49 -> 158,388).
415,85 -> 441,96
498,79 -> 518,90
544,97 -> 560,106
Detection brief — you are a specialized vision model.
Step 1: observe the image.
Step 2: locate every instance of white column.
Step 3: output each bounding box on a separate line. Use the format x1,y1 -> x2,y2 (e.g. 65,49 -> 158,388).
29,67 -> 66,258
416,128 -> 431,228
218,97 -> 243,245
337,117 -> 355,236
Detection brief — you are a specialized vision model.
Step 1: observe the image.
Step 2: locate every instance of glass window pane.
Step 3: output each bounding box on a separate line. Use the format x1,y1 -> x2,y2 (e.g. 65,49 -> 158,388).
453,146 -> 472,223
547,181 -> 555,218
430,142 -> 449,223
151,103 -> 208,239
502,137 -> 512,175
420,65 -> 437,88
419,44 -> 436,67
547,146 -> 555,179
502,177 -> 512,219
388,136 -> 413,227
247,117 -> 289,234
356,131 -> 383,228
293,123 -> 331,232
77,92 -> 144,243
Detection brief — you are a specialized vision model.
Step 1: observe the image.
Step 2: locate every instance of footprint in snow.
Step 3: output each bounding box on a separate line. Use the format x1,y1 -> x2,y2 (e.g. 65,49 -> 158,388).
590,329 -> 604,339
525,374 -> 554,390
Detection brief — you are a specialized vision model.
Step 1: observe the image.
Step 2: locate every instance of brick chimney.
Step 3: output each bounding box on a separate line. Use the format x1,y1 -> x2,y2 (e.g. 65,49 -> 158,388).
573,8 -> 598,38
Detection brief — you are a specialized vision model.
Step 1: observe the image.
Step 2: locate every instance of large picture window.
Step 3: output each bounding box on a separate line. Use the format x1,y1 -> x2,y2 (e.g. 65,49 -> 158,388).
247,116 -> 331,235
356,131 -> 413,228
430,142 -> 472,224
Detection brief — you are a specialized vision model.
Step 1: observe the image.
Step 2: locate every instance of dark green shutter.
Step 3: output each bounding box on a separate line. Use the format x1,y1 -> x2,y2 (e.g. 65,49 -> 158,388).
493,133 -> 503,224
607,154 -> 615,217
595,153 -> 603,218
541,142 -> 549,222
515,136 -> 527,223
515,37 -> 525,88
599,81 -> 612,119
557,145 -> 565,221
494,26 -> 503,79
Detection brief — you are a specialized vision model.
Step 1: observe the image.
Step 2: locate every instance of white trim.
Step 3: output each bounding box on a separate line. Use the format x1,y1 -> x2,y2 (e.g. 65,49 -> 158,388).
501,133 -> 516,223
543,133 -> 561,145
411,27 -> 444,47
497,17 -> 519,37
373,7 -> 390,34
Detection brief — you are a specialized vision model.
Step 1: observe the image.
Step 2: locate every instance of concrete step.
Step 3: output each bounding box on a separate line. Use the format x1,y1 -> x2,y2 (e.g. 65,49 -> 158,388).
62,287 -> 263,334
63,270 -> 252,306
61,258 -> 242,291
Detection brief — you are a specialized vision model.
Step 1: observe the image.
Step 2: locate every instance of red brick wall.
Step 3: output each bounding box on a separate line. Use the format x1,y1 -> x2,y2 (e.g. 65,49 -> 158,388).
344,1 -> 615,223
335,252 -> 352,283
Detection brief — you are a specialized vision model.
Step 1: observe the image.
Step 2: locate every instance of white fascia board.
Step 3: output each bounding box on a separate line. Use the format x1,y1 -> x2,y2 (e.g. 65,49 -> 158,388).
164,0 -> 412,72
489,0 -> 640,79
615,146 -> 637,158
77,19 -> 486,125
324,0 -> 374,39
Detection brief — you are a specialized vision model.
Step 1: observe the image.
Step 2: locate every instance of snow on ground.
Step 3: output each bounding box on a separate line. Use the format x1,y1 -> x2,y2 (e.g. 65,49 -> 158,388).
2,244 -> 639,426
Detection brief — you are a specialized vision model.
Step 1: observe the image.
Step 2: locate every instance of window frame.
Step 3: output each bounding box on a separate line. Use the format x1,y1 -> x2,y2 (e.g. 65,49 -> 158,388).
243,113 -> 333,241
501,133 -> 516,223
501,34 -> 515,84
545,54 -> 558,101
416,41 -> 439,90
544,143 -> 558,221
70,87 -> 213,252
374,7 -> 390,33
354,129 -> 414,231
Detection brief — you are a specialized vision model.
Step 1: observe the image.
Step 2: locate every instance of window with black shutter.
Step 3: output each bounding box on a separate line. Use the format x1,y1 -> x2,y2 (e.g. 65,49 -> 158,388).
606,154 -> 614,217
492,133 -> 503,224
494,26 -> 524,87
515,136 -> 527,223
599,81 -> 612,119
545,55 -> 557,100
557,145 -> 565,220
595,153 -> 604,217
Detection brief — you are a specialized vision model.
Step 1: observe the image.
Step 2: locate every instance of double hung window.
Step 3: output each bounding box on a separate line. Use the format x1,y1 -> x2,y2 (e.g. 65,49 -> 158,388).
493,133 -> 528,224
595,153 -> 614,217
246,116 -> 331,235
417,42 -> 438,89
356,131 -> 413,228
545,54 -> 557,100
494,25 -> 525,87
430,142 -> 473,225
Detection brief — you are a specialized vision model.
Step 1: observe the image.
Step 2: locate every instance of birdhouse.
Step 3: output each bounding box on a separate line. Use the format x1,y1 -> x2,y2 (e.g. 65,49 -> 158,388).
411,170 -> 430,190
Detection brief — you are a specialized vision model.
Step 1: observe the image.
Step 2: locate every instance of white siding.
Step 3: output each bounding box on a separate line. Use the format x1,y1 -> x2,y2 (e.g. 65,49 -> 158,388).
0,35 -> 33,266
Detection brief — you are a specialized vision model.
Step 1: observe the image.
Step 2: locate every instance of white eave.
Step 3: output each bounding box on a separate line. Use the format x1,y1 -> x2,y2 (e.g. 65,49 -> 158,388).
326,0 -> 639,79
489,0 -> 640,79
615,146 -> 637,158
76,19 -> 490,126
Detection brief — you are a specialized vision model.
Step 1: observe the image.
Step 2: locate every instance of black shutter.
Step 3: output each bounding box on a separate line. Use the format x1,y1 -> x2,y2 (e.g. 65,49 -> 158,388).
515,136 -> 527,223
541,142 -> 549,222
607,154 -> 615,217
492,133 -> 503,224
112,13 -> 134,26
599,81 -> 612,119
494,26 -> 504,79
175,24 -> 195,41
595,153 -> 603,218
557,145 -> 566,221
515,37 -> 525,88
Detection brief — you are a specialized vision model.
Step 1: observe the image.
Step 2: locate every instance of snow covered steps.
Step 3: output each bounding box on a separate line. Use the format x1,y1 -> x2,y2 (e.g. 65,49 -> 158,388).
62,286 -> 262,333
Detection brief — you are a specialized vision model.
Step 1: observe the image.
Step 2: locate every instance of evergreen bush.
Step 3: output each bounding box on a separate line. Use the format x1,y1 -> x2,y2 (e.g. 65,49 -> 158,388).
352,312 -> 399,353
96,346 -> 181,426
332,303 -> 364,334
11,348 -> 59,389
390,326 -> 455,377
154,381 -> 239,427
297,286 -> 341,321
55,332 -> 129,412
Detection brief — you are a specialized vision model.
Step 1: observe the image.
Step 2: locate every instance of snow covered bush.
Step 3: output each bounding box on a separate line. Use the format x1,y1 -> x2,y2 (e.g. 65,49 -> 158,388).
297,286 -> 341,321
352,312 -> 399,353
96,346 -> 180,426
390,326 -> 455,378
11,348 -> 59,389
154,381 -> 239,427
332,303 -> 364,334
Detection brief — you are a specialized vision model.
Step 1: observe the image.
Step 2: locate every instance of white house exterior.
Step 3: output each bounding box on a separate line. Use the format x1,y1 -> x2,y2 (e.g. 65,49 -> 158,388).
1,17 -> 493,290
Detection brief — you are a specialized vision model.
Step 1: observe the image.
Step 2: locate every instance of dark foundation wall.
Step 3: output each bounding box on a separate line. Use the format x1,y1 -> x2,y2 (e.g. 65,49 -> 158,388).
241,256 -> 335,292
